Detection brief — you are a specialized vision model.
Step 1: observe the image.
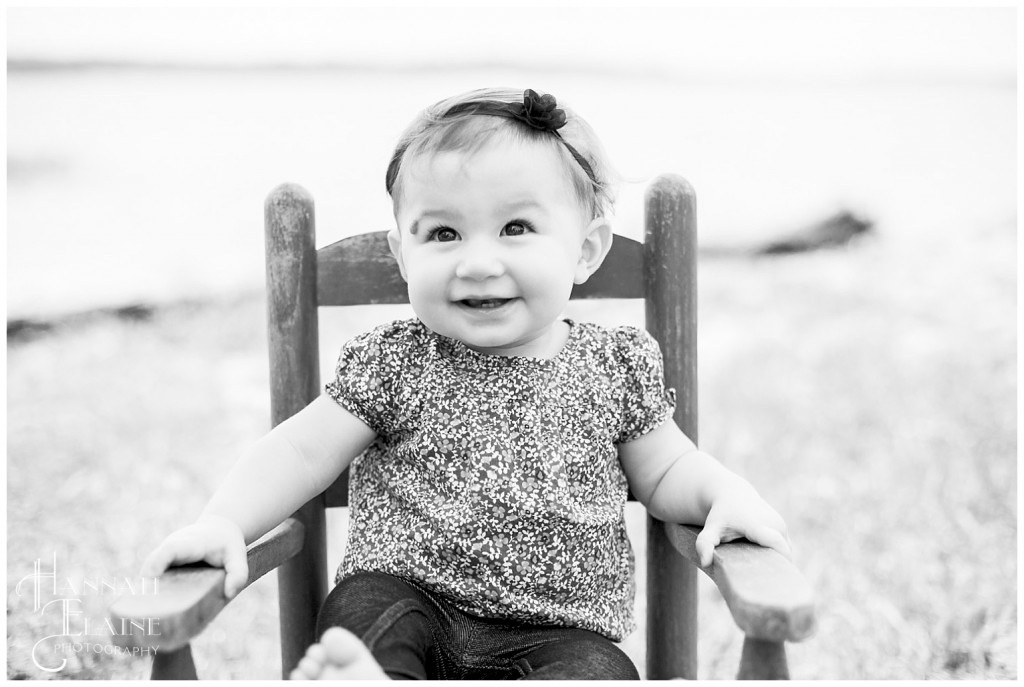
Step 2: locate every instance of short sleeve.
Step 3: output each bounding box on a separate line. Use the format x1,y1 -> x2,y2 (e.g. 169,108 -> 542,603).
324,321 -> 408,436
614,327 -> 677,443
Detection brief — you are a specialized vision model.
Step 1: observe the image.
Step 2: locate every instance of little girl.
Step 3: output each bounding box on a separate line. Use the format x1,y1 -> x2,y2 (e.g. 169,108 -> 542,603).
143,87 -> 791,680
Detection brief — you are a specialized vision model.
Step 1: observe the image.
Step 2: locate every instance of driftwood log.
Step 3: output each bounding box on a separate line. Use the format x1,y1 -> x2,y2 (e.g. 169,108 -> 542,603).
700,210 -> 874,258
755,210 -> 873,255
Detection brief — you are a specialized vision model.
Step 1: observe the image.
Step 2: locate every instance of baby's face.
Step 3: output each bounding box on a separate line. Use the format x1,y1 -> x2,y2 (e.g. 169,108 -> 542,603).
390,137 -> 602,358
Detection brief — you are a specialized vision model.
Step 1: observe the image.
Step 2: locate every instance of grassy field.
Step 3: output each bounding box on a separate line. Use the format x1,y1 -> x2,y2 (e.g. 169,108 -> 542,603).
6,214 -> 1015,679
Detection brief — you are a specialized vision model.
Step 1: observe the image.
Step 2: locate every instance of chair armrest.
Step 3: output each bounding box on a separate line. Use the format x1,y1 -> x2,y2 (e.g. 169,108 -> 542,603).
663,522 -> 816,642
110,518 -> 305,651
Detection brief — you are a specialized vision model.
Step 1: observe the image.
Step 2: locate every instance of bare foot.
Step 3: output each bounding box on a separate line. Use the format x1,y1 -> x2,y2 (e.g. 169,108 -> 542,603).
289,627 -> 389,680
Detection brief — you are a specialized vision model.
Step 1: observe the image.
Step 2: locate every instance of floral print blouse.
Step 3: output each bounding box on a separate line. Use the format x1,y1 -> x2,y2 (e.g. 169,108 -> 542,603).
325,318 -> 676,641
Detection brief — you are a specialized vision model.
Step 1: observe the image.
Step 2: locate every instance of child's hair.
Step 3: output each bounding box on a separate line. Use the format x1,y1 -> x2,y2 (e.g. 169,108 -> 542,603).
385,87 -> 618,219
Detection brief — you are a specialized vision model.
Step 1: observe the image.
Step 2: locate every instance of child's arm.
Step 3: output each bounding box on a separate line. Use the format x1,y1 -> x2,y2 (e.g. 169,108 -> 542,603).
618,419 -> 791,567
142,395 -> 376,597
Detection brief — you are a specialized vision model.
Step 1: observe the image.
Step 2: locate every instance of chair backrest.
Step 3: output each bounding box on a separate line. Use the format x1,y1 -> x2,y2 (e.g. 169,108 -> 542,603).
264,174 -> 699,678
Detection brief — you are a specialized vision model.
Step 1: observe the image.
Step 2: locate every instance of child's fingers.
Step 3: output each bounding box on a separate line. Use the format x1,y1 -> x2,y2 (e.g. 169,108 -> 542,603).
745,525 -> 793,561
696,520 -> 793,567
222,545 -> 250,598
695,525 -> 723,568
140,539 -> 199,578
140,549 -> 169,578
143,539 -> 248,599
141,531 -> 229,580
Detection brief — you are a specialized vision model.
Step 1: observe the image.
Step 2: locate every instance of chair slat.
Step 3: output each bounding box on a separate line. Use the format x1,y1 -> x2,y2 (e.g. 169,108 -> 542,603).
573,234 -> 644,299
317,233 -> 408,305
325,477 -> 347,508
315,231 -> 644,306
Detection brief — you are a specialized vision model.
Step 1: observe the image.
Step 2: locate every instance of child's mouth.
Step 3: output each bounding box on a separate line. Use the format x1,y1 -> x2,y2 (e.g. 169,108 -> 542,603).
458,298 -> 515,310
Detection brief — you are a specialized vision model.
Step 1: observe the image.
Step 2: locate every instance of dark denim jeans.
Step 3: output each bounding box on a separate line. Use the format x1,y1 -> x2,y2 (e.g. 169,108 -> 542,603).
317,571 -> 639,680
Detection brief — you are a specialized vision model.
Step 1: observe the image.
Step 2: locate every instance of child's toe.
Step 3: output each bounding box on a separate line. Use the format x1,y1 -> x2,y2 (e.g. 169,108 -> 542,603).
297,655 -> 323,678
319,627 -> 360,658
304,643 -> 327,665
317,627 -> 388,678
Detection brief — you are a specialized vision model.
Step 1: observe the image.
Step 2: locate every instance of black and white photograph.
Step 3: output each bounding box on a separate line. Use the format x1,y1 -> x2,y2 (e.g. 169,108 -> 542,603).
6,4 -> 1017,680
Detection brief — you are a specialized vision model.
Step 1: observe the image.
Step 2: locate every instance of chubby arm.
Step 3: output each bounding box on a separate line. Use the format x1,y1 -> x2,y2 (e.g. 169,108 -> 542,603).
618,419 -> 791,566
200,394 -> 375,542
142,394 -> 375,596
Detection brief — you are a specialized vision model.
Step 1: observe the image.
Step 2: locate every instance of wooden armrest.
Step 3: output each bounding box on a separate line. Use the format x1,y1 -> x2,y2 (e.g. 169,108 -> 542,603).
664,522 -> 816,643
110,518 -> 305,651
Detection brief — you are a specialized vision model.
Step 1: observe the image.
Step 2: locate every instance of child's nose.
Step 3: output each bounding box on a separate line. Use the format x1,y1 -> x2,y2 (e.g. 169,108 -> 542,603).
454,241 -> 505,280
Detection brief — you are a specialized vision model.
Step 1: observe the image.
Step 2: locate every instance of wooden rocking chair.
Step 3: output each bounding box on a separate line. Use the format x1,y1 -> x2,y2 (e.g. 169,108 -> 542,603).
112,175 -> 815,679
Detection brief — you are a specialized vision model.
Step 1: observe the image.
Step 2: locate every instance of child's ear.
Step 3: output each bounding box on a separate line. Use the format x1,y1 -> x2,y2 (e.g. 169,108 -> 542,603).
387,228 -> 408,282
574,217 -> 614,284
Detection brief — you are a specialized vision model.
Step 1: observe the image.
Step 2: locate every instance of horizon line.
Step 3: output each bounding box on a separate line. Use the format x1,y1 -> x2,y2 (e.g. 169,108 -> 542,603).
7,58 -> 1014,90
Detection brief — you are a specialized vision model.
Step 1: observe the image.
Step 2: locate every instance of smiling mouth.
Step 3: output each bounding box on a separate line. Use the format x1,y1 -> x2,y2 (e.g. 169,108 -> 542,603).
457,298 -> 516,310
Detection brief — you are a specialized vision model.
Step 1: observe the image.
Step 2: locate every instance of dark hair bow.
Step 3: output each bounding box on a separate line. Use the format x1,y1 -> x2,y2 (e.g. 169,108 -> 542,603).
516,89 -> 567,131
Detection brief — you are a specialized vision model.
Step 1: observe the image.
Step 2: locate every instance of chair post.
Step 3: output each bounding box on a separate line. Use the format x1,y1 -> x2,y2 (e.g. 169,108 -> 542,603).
150,645 -> 197,680
738,638 -> 790,679
643,174 -> 699,679
264,183 -> 328,678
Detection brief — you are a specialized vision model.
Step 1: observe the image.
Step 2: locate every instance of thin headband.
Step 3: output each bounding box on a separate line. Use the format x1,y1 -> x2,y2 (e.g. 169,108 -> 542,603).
386,89 -> 598,195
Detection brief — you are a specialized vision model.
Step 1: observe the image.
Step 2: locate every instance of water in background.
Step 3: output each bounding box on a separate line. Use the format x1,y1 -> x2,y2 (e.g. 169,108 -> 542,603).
6,67 -> 1016,320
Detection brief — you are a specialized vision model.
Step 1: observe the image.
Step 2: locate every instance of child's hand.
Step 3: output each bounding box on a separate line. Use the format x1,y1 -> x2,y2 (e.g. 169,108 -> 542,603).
141,515 -> 249,598
695,487 -> 792,568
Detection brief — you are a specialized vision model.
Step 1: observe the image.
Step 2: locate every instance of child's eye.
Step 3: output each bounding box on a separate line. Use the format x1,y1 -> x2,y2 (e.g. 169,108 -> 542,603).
427,226 -> 459,242
502,220 -> 534,237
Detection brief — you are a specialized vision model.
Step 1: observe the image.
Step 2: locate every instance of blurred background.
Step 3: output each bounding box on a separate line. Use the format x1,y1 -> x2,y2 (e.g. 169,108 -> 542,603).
6,4 -> 1017,680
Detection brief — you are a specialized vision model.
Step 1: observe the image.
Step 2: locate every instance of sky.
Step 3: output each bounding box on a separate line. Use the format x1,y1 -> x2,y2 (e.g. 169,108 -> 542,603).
6,5 -> 1017,82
